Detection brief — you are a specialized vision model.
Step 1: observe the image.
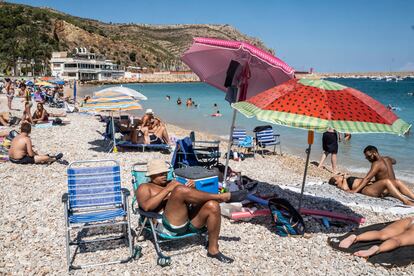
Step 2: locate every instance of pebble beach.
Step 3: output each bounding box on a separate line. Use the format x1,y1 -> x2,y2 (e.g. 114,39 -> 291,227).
0,95 -> 413,275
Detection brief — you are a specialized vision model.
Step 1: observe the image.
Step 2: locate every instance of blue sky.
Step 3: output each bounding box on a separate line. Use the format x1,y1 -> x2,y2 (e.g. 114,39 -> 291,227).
7,0 -> 414,72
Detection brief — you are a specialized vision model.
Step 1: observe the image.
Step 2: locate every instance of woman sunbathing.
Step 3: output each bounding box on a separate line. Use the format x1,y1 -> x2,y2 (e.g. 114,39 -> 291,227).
339,217 -> 414,257
32,103 -> 66,124
328,174 -> 414,206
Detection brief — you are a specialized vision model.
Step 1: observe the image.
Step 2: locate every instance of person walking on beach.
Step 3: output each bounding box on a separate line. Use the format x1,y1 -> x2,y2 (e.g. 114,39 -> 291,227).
5,78 -> 15,110
8,122 -> 63,164
318,127 -> 338,173
339,216 -> 414,257
137,160 -> 253,263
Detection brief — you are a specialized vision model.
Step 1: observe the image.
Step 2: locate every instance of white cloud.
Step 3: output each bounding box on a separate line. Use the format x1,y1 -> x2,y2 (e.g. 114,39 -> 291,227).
399,62 -> 414,71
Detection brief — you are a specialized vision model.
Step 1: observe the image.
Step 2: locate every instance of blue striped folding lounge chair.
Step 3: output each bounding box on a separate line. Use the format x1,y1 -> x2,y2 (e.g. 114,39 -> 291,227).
62,160 -> 140,271
131,162 -> 207,267
232,127 -> 255,155
254,126 -> 282,156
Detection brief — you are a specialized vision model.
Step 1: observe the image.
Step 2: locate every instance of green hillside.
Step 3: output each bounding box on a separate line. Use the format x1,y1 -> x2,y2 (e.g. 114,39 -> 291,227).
0,2 -> 270,75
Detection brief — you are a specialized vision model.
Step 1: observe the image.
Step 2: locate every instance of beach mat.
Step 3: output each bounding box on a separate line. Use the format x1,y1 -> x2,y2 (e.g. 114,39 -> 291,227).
328,221 -> 414,268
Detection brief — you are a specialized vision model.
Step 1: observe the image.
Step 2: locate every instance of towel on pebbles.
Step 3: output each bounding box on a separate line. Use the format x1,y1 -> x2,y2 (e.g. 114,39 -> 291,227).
278,183 -> 414,215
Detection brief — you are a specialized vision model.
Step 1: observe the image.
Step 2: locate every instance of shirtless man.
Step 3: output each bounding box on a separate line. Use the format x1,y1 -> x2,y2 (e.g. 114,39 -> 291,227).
137,160 -> 251,263
8,122 -> 63,164
346,145 -> 414,205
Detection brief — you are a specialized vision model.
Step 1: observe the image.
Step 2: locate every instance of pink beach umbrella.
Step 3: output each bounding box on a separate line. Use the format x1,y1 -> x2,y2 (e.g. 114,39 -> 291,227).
181,37 -> 295,182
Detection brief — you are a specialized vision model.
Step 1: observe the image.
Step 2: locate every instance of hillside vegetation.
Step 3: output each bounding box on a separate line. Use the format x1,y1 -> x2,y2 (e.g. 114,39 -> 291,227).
0,2 -> 270,74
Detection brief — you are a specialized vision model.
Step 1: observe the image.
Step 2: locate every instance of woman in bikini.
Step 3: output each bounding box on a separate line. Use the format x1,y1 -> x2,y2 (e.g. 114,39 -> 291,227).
339,217 -> 414,257
328,174 -> 414,206
32,103 -> 66,124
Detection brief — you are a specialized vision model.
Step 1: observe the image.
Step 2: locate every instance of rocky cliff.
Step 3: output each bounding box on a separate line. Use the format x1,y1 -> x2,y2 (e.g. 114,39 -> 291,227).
0,2 -> 271,72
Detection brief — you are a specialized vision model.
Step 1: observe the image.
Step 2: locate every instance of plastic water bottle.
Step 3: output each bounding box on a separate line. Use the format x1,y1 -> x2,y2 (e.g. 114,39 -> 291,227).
233,151 -> 238,161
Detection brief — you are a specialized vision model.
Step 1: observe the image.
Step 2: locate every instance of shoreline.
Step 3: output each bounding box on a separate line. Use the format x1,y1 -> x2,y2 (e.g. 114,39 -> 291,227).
1,95 -> 413,274
2,71 -> 413,86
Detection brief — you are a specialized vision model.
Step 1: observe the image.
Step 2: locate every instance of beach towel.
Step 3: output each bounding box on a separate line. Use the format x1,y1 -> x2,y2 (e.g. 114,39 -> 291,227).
33,120 -> 70,128
276,182 -> 414,215
328,221 -> 414,268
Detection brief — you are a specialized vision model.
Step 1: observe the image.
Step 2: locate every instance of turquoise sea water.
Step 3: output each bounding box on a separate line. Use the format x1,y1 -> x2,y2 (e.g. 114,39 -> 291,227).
79,78 -> 414,183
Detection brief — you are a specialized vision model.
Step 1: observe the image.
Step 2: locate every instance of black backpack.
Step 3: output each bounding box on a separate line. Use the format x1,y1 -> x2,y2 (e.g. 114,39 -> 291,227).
268,197 -> 306,237
52,118 -> 63,125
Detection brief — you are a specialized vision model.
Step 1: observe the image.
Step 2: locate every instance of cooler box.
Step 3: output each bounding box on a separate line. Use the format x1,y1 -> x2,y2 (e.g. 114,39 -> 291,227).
174,166 -> 218,194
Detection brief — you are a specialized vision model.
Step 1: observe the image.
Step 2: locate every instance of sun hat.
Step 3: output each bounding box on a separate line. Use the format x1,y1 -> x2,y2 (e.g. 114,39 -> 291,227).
146,159 -> 170,177
145,108 -> 154,115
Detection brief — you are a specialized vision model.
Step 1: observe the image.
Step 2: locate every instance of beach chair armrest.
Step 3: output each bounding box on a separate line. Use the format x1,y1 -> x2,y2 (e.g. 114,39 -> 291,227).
62,192 -> 68,203
194,140 -> 220,145
138,209 -> 162,219
121,188 -> 130,197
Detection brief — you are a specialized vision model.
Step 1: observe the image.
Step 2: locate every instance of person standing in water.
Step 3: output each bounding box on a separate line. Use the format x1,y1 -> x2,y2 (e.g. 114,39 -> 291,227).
318,127 -> 338,173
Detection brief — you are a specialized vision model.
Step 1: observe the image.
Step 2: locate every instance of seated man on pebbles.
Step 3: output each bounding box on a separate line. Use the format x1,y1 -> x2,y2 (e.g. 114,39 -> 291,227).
339,216 -> 414,257
8,122 -> 63,164
137,159 -> 252,263
328,145 -> 414,206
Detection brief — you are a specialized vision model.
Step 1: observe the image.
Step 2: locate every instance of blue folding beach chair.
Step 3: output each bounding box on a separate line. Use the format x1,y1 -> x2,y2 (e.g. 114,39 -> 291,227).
254,125 -> 282,156
171,137 -> 219,169
131,162 -> 207,267
232,127 -> 255,156
62,160 -> 140,271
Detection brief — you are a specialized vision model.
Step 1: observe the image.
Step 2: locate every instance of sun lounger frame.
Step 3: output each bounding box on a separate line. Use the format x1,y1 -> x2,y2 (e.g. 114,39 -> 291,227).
62,159 -> 138,271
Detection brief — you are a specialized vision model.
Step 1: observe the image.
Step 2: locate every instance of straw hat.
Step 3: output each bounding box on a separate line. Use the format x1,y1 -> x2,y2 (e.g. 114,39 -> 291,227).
145,108 -> 154,115
146,159 -> 169,177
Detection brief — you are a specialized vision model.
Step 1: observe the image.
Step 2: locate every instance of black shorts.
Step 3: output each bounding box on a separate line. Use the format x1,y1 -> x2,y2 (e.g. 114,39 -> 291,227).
149,134 -> 163,144
10,155 -> 35,164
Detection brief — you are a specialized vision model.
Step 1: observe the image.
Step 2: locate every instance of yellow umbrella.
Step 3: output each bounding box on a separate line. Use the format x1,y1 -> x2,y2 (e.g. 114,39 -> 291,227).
35,81 -> 54,87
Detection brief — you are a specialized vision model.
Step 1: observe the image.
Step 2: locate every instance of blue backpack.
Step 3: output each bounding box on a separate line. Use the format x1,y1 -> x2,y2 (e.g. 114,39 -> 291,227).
268,198 -> 306,237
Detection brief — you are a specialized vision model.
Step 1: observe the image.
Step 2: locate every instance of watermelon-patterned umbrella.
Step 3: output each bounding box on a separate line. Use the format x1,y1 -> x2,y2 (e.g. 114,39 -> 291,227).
233,78 -> 411,209
233,78 -> 411,135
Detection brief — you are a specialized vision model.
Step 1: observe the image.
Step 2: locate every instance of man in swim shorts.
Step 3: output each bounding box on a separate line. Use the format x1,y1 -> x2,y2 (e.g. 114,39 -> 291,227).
136,159 -> 252,263
327,145 -> 414,205
8,122 -> 63,164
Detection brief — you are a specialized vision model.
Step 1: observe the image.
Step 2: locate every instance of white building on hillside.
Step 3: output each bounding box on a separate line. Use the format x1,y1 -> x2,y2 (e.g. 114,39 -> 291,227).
50,48 -> 125,81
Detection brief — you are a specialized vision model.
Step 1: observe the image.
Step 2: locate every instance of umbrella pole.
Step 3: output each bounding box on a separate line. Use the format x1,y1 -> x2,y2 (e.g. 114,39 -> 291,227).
298,130 -> 314,211
111,112 -> 118,153
223,109 -> 238,188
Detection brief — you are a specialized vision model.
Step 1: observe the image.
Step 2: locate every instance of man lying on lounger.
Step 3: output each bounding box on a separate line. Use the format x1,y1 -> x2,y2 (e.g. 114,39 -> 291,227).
339,216 -> 414,257
8,122 -> 63,164
136,159 -> 252,263
328,145 -> 414,206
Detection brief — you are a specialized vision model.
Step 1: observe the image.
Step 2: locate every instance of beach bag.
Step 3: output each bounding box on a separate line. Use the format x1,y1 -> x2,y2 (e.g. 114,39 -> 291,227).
268,197 -> 306,237
52,118 -> 63,125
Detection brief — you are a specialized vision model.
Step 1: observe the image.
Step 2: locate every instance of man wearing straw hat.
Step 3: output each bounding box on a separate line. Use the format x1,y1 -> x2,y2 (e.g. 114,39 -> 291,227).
137,159 -> 251,263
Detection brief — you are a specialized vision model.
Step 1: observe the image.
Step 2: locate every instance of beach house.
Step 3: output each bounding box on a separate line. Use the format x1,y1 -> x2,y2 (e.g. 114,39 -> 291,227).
50,48 -> 125,81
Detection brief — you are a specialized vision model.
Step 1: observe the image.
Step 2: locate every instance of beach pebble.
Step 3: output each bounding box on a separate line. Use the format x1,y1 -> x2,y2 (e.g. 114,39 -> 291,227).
0,96 -> 412,275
